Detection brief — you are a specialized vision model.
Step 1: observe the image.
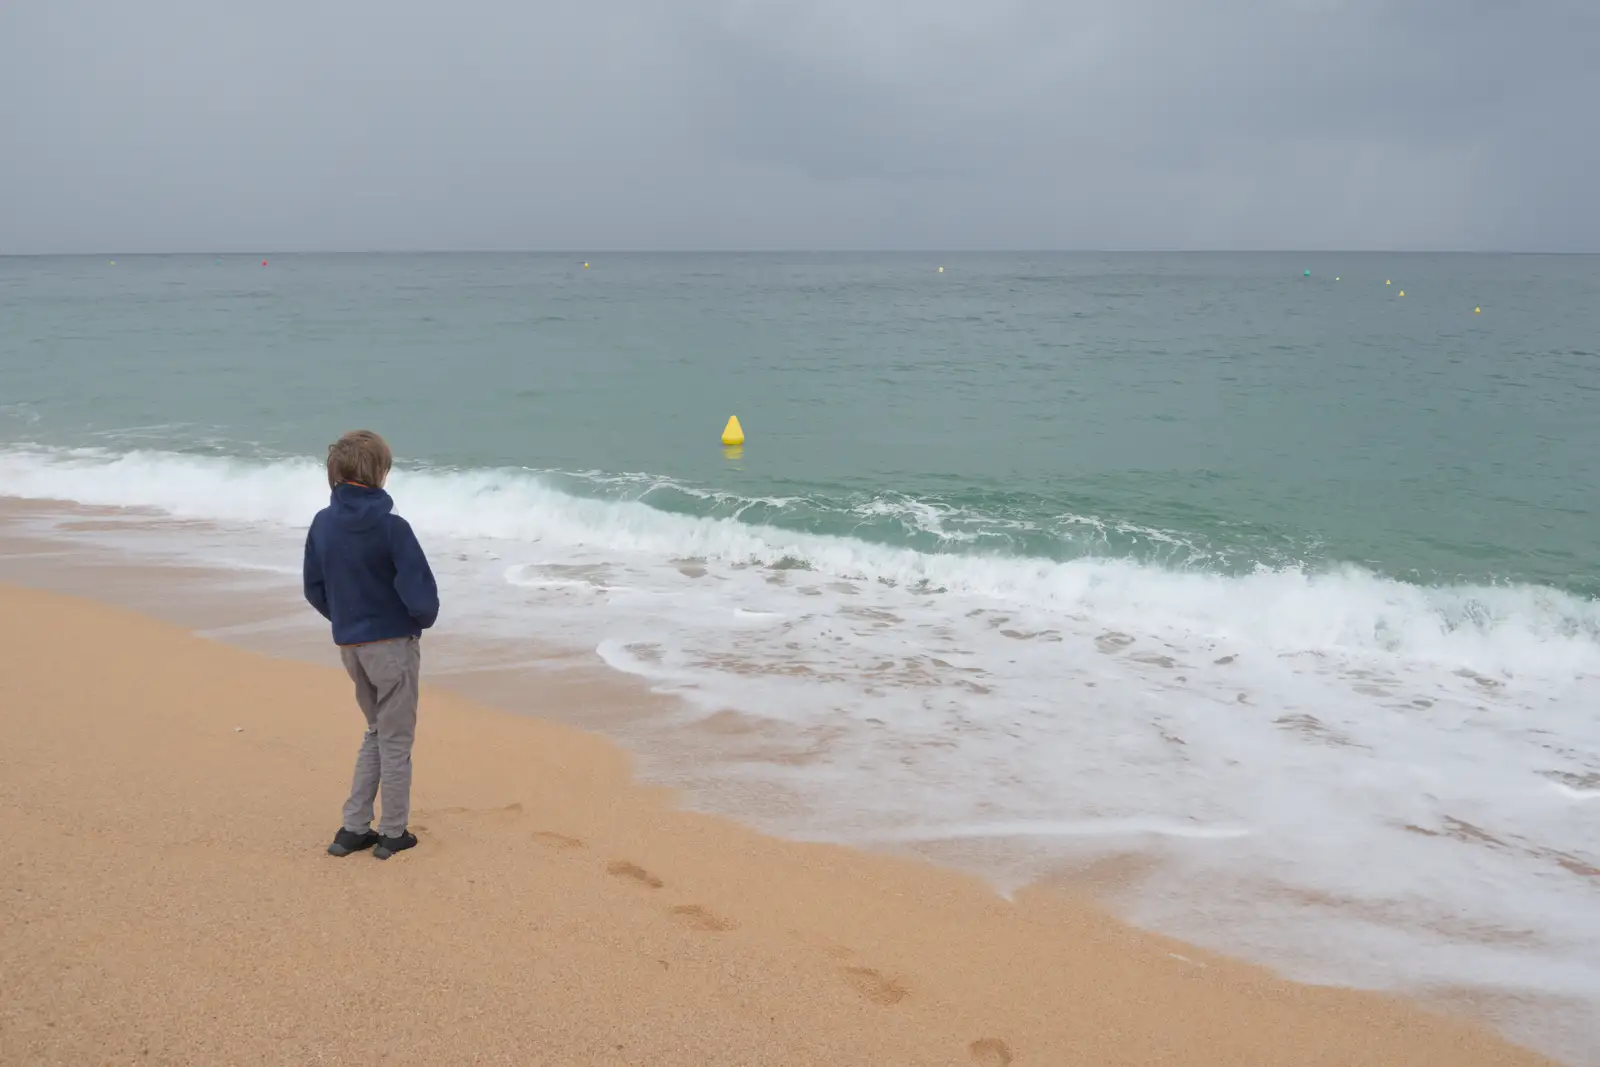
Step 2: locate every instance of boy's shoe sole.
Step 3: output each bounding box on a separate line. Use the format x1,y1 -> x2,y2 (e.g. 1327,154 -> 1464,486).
373,831 -> 418,860
328,828 -> 381,857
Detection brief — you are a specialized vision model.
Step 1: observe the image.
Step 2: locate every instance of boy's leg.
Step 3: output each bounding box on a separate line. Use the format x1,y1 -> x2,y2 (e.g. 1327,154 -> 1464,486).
354,636 -> 421,839
338,647 -> 382,833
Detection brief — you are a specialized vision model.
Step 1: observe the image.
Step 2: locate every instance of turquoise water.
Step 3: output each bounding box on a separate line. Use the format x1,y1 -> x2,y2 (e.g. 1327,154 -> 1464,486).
3,253 -> 1599,1055
4,252 -> 1599,589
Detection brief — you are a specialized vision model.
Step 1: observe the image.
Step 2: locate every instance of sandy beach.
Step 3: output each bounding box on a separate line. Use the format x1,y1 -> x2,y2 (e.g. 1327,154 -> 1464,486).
0,582 -> 1559,1066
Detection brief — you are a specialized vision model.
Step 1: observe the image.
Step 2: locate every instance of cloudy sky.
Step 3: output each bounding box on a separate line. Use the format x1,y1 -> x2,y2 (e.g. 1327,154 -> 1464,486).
2,1 -> 1596,252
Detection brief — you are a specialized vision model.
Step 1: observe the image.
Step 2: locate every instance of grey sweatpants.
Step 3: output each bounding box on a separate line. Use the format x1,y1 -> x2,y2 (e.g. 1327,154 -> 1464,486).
339,636 -> 421,838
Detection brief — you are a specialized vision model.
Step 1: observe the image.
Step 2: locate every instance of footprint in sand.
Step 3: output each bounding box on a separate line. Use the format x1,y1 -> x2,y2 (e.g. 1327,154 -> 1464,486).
670,904 -> 735,932
607,861 -> 664,889
789,930 -> 855,960
426,802 -> 524,819
532,831 -> 585,850
968,1038 -> 1014,1067
842,966 -> 909,1006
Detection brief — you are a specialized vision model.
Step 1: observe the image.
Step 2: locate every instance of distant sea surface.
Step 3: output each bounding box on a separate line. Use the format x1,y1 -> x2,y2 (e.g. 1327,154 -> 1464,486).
3,252 -> 1598,1060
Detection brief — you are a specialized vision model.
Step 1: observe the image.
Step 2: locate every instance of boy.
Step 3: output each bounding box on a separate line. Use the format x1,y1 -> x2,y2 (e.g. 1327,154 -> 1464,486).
303,430 -> 439,860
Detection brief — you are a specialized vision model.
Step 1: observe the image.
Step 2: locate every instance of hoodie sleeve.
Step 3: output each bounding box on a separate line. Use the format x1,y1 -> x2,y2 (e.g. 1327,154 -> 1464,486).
389,516 -> 440,629
303,525 -> 331,620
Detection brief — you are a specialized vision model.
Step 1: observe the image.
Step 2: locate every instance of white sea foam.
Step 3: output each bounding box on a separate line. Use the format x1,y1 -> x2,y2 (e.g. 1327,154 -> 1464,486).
3,444 -> 1598,1055
862,818 -> 1257,842
4,446 -> 1595,673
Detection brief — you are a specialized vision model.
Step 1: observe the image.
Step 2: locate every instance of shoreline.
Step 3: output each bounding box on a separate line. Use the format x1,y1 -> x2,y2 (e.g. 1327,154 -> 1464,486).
0,580 -> 1567,1066
1,496 -> 1597,1063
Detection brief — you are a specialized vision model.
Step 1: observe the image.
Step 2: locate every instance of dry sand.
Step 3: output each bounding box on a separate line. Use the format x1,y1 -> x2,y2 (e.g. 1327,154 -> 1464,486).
0,583 -> 1556,1066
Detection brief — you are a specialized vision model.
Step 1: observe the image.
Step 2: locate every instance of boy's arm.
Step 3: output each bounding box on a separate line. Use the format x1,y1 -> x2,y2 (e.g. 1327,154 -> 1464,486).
303,527 -> 331,619
389,517 -> 440,629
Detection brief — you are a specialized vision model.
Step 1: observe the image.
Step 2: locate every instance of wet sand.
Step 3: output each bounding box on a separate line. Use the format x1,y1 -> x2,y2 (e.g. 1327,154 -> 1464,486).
0,583 -> 1556,1066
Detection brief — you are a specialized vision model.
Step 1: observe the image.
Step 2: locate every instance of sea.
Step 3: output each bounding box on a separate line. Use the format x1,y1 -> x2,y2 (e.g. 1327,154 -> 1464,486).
2,252 -> 1597,1061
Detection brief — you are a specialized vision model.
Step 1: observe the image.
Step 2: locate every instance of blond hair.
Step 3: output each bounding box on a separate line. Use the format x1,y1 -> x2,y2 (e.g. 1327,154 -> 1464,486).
326,430 -> 393,490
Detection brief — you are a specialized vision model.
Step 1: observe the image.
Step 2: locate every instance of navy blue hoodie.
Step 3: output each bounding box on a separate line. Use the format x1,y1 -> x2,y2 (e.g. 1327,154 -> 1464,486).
303,483 -> 439,646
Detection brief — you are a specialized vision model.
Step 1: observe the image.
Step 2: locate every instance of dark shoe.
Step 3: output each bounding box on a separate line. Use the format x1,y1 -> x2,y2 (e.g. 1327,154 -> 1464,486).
327,828 -> 381,857
372,831 -> 418,860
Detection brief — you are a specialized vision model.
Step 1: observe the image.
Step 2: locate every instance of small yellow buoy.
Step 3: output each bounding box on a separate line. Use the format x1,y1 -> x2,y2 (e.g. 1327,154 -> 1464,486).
721,416 -> 744,446
937,266 -> 944,273
583,262 -> 589,269
1474,306 -> 1481,314
1398,290 -> 1405,297
1386,279 -> 1392,286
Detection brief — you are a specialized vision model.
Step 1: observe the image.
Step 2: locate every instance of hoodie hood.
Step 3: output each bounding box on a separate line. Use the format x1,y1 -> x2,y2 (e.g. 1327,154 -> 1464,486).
329,482 -> 395,532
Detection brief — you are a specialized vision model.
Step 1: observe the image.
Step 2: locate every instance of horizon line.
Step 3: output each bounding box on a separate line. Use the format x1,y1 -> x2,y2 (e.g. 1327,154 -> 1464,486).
3,247 -> 1597,258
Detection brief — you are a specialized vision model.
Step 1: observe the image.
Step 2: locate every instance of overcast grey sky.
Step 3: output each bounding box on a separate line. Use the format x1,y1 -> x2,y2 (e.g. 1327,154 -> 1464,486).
2,1 -> 1596,253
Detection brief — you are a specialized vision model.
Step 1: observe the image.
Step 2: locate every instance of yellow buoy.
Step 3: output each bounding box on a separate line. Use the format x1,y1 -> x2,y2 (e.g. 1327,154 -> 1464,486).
721,416 -> 744,446
1386,279 -> 1391,285
937,266 -> 944,273
1474,306 -> 1481,314
583,262 -> 589,269
1398,290 -> 1405,297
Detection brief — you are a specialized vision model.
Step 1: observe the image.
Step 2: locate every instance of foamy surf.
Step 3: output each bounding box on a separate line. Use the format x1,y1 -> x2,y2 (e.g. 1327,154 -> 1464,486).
3,445 -> 1596,674
856,818 -> 1257,843
2,443 -> 1598,1057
